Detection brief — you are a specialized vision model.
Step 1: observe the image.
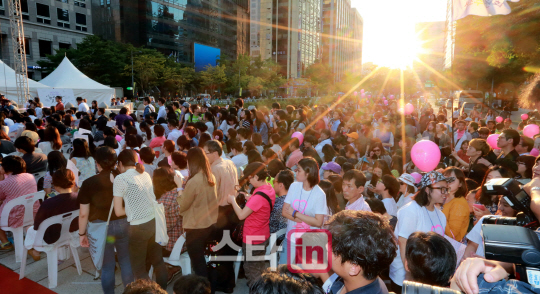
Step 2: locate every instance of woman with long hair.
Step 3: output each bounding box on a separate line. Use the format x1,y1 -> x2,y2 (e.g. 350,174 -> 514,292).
113,149 -> 167,289
43,151 -> 68,196
319,179 -> 340,216
153,167 -> 182,257
280,158 -> 327,265
373,159 -> 392,179
78,147 -> 133,294
70,138 -> 96,185
442,167 -> 470,241
139,121 -> 153,144
473,165 -> 516,219
389,171 -> 453,293
239,109 -> 252,129
291,108 -> 308,132
516,155 -> 535,183
253,111 -> 269,144
178,147 -> 219,279
485,109 -> 495,122
166,105 -> 176,121
365,142 -> 392,167
422,121 -> 436,141
39,125 -> 63,156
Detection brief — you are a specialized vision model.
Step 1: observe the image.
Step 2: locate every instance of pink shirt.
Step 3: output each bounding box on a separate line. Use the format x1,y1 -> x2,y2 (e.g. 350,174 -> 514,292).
0,173 -> 39,227
149,136 -> 166,150
244,184 -> 276,244
345,196 -> 371,212
286,149 -> 303,169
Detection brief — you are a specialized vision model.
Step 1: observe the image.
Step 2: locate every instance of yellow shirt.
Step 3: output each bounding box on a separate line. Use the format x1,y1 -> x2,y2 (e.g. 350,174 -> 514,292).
442,196 -> 470,241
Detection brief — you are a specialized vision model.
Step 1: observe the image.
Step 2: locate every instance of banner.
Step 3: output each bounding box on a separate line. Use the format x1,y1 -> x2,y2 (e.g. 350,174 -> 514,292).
453,0 -> 519,21
37,88 -> 75,107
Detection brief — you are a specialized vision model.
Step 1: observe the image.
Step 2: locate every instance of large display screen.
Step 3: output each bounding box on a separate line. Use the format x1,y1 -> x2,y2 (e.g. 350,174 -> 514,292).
194,43 -> 221,72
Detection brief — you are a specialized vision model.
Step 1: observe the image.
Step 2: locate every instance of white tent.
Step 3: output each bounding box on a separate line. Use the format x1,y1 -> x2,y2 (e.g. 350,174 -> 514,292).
39,57 -> 115,107
0,59 -> 50,104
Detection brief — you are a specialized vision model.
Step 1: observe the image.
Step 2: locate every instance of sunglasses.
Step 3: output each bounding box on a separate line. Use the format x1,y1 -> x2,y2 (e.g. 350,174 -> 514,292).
430,186 -> 449,194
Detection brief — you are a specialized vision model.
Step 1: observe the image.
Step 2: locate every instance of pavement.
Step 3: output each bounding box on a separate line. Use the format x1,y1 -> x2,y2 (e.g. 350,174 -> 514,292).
0,246 -> 249,294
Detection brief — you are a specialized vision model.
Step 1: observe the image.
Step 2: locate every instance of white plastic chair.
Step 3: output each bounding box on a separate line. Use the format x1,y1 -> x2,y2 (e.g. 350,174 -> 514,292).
61,143 -> 72,155
0,191 -> 45,263
8,127 -> 23,142
149,233 -> 191,278
19,210 -> 82,288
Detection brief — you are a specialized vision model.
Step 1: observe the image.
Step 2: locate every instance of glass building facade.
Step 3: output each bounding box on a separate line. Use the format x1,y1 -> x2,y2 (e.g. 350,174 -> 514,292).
92,0 -> 249,66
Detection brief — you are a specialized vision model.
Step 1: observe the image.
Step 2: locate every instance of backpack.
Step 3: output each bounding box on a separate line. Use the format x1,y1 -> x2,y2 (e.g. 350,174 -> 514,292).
231,191 -> 273,245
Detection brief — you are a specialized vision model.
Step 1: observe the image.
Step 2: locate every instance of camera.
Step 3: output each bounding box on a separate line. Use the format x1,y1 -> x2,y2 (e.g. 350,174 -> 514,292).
480,178 -> 540,285
481,178 -> 538,229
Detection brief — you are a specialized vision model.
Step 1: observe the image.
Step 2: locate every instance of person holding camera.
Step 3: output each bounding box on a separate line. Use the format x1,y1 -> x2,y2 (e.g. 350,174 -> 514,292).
227,162 -> 275,287
389,171 -> 454,293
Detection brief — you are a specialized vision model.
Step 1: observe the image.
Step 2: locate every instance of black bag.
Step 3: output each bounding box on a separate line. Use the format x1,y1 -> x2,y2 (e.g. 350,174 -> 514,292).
231,191 -> 273,245
207,261 -> 235,292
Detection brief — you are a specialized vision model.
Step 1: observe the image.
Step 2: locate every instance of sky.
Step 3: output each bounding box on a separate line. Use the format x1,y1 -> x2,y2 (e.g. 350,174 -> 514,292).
350,0 -> 448,67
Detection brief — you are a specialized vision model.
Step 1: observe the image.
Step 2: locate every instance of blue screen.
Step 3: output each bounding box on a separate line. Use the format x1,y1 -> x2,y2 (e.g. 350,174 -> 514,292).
194,43 -> 221,72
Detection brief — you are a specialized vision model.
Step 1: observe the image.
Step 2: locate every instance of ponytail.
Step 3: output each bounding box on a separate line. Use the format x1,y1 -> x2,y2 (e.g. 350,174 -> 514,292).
118,149 -> 144,174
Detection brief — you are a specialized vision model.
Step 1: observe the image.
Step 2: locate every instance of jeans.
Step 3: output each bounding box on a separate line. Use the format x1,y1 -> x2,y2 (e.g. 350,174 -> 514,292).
128,219 -> 167,289
278,237 -> 292,266
186,225 -> 215,278
94,218 -> 133,294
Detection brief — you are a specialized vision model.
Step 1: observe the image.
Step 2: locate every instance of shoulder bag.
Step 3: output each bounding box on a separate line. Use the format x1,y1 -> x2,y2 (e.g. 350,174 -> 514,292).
232,191 -> 274,245
87,201 -> 114,270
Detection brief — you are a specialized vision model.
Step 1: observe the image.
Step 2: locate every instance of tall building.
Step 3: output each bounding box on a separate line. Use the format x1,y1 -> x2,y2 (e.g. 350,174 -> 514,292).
414,21 -> 445,75
0,0 -> 93,80
321,0 -> 362,82
249,0 -> 322,78
91,0 -> 249,66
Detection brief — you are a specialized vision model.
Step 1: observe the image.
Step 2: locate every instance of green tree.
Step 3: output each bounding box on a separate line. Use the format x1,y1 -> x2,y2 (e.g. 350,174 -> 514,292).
162,60 -> 195,96
200,64 -> 228,95
124,49 -> 166,94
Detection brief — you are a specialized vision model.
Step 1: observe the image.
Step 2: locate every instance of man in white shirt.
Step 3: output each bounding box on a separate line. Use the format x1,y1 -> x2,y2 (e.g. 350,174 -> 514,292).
76,97 -> 90,113
342,170 -> 371,211
374,174 -> 399,217
166,119 -> 182,143
156,98 -> 167,121
315,129 -> 332,159
230,141 -> 248,169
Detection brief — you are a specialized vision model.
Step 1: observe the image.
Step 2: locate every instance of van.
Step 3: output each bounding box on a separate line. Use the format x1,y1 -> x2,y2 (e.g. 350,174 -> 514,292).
454,90 -> 485,108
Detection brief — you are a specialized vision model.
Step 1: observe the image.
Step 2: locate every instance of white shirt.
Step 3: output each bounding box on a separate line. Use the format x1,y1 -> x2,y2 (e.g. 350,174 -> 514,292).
167,129 -> 182,143
78,102 -> 90,112
205,121 -> 214,135
231,153 -> 248,169
315,138 -> 332,159
466,215 -> 499,257
284,182 -> 328,233
390,201 -> 446,286
113,169 -> 156,225
382,197 -> 398,217
35,107 -> 43,118
344,195 -> 371,212
157,105 -> 167,120
396,193 -> 413,209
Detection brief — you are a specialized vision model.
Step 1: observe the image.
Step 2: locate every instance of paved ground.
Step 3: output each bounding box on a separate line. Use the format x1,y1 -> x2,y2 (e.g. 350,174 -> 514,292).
0,247 -> 249,293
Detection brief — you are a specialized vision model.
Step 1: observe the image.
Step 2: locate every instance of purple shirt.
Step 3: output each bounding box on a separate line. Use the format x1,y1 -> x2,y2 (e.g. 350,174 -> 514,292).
115,114 -> 134,128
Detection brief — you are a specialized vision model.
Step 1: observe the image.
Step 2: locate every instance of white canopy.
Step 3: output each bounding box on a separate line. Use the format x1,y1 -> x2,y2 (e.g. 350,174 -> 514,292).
0,59 -> 50,104
39,57 -> 115,107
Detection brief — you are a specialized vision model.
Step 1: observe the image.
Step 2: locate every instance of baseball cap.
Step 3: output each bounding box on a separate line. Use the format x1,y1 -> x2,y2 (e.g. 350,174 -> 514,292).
346,132 -> 359,140
182,102 -> 190,108
418,171 -> 455,189
321,162 -> 341,174
398,173 -> 417,192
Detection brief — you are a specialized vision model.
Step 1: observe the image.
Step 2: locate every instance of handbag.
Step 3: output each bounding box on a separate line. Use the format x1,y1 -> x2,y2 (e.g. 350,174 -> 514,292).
87,201 -> 114,270
231,191 -> 273,245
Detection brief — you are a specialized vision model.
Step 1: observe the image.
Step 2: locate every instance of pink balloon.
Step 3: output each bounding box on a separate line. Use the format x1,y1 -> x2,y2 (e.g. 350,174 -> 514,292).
496,116 -> 503,123
354,91 -> 358,96
404,103 -> 414,115
383,100 -> 388,106
521,113 -> 529,120
115,135 -> 123,142
531,148 -> 539,157
410,172 -> 422,184
411,140 -> 441,172
367,95 -> 371,98
389,95 -> 395,99
487,134 -> 500,150
291,131 -> 304,145
361,89 -> 365,94
523,124 -> 540,138
361,93 -> 366,98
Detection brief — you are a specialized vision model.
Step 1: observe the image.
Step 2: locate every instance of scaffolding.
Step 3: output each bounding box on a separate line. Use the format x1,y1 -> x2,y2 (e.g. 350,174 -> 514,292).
6,0 -> 30,106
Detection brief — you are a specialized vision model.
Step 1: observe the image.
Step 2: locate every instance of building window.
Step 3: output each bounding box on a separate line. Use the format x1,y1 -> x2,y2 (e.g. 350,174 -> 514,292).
74,0 -> 86,7
59,42 -> 71,49
0,0 -> 4,15
17,37 -> 31,56
56,0 -> 68,3
38,40 -> 52,57
75,13 -> 87,31
21,0 -> 29,19
57,8 -> 70,28
36,3 -> 51,24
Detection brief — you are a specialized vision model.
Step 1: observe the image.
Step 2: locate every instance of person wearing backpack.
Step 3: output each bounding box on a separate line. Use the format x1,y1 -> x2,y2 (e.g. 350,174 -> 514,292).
227,162 -> 275,287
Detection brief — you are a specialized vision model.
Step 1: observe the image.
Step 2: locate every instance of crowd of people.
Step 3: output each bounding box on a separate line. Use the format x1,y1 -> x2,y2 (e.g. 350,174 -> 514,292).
0,93 -> 539,294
